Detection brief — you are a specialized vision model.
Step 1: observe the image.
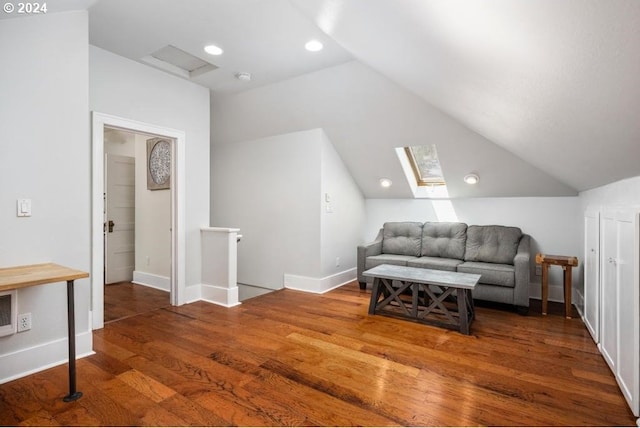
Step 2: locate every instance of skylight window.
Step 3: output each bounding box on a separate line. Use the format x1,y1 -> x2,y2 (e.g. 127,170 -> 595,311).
404,145 -> 446,186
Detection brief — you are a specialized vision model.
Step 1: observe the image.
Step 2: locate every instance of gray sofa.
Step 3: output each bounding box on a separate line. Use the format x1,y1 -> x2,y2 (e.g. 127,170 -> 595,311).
357,222 -> 531,314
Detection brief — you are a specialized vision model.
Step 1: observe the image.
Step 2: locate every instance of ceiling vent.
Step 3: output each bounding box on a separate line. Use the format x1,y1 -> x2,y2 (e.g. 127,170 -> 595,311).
141,45 -> 218,79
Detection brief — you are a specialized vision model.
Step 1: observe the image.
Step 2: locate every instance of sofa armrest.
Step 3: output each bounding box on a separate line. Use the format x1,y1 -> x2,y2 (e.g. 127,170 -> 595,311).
357,229 -> 383,284
513,234 -> 531,308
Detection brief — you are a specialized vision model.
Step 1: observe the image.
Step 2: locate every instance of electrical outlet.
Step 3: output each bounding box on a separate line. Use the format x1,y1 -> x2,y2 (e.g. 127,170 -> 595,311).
535,265 -> 542,276
17,313 -> 32,332
336,257 -> 340,267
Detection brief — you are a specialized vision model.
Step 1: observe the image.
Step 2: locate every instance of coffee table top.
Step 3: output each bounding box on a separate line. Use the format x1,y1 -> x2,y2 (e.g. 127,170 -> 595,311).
363,264 -> 480,289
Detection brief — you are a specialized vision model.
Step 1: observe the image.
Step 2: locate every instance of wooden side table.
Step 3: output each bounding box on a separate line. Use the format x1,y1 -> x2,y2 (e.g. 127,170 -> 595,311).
535,253 -> 578,319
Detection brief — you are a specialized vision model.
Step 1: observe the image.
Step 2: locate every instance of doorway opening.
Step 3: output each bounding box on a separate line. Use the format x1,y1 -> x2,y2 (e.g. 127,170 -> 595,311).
103,128 -> 172,323
92,112 -> 187,330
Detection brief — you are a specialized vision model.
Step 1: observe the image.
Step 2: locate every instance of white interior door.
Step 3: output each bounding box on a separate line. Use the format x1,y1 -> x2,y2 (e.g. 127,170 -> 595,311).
600,209 -> 617,371
584,208 -> 600,342
614,210 -> 639,416
105,154 -> 135,284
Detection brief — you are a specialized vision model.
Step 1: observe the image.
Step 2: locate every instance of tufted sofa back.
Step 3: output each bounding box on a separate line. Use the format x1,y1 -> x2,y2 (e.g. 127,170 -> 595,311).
381,222 -> 423,257
421,222 -> 468,260
464,225 -> 522,264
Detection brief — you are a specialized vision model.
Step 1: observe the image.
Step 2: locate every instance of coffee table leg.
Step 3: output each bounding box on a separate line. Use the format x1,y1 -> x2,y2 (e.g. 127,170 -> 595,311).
368,277 -> 380,315
457,288 -> 470,335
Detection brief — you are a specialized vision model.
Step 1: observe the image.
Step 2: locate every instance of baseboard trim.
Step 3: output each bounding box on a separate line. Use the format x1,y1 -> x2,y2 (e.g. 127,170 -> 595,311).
0,330 -> 94,384
184,284 -> 202,304
132,271 -> 170,292
200,284 -> 241,308
284,268 -> 356,294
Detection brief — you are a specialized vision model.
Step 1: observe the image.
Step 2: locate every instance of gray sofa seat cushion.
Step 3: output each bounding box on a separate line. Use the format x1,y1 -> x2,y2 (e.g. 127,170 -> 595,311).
365,254 -> 418,269
422,222 -> 467,259
457,261 -> 515,288
381,222 -> 423,257
407,256 -> 463,272
464,225 -> 522,265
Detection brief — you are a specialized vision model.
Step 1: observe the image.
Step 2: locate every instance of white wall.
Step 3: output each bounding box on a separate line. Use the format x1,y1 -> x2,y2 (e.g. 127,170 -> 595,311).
365,197 -> 582,298
211,128 -> 366,291
579,176 -> 640,208
134,134 -> 171,281
320,132 -> 366,277
0,11 -> 91,381
90,45 -> 210,288
211,129 -> 322,289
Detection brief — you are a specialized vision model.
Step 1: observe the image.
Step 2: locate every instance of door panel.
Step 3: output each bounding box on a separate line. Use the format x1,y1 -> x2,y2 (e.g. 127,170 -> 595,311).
600,210 -> 617,370
615,211 -> 639,415
105,154 -> 135,284
584,209 -> 600,342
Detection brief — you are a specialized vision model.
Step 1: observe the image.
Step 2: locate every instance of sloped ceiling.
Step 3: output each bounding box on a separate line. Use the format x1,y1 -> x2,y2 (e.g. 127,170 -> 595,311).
82,1 -> 640,196
212,60 -> 577,198
291,0 -> 640,192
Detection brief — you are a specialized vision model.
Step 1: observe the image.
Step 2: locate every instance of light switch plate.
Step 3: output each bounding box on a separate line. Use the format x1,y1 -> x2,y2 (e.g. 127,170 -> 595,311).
17,199 -> 31,217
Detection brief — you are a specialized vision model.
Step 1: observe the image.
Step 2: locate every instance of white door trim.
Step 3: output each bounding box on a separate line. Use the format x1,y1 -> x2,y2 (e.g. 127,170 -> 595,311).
91,112 -> 186,330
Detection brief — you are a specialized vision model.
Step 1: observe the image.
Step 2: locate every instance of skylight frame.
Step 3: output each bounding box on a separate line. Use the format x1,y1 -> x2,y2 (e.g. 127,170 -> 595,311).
403,146 -> 446,187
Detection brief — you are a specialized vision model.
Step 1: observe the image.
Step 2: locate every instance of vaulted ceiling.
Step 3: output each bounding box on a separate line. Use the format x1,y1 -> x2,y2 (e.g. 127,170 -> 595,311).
32,1 -> 640,197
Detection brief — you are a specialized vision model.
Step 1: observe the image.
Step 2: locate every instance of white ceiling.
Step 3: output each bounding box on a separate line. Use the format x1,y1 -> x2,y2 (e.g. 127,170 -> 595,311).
27,1 -> 640,195
88,0 -> 353,93
291,0 -> 640,192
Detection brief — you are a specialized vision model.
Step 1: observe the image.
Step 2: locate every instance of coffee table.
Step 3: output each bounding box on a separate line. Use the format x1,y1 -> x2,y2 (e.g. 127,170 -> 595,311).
363,264 -> 481,335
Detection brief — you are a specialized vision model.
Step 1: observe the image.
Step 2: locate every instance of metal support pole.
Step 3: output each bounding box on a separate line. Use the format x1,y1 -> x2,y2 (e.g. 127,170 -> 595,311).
63,280 -> 82,402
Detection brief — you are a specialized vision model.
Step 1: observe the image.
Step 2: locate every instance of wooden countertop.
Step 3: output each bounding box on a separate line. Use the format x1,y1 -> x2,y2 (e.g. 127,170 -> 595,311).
0,263 -> 89,292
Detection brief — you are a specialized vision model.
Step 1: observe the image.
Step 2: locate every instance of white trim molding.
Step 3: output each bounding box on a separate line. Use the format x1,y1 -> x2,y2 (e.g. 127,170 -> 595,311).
0,330 -> 93,384
132,271 -> 170,292
284,268 -> 356,294
200,284 -> 241,308
91,112 -> 187,330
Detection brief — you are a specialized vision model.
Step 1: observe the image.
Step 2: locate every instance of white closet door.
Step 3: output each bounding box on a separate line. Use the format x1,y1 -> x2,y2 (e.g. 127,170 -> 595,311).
615,210 -> 639,416
584,208 -> 600,342
600,209 -> 618,371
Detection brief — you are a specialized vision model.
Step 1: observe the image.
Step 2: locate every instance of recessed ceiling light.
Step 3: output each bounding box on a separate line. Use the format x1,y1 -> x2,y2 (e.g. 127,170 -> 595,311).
379,178 -> 393,188
204,44 -> 223,55
305,40 -> 323,52
463,173 -> 479,184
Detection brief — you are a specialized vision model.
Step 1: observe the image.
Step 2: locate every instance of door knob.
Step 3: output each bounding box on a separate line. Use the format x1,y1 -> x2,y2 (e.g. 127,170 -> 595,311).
108,220 -> 115,233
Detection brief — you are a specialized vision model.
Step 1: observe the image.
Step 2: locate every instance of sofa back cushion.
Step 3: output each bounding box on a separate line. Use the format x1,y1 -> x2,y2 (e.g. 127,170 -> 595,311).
382,222 -> 423,256
464,225 -> 522,264
421,222 -> 467,260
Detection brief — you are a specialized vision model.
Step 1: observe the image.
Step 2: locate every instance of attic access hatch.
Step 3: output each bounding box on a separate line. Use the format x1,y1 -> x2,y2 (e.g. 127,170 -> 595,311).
397,144 -> 450,198
141,45 -> 218,80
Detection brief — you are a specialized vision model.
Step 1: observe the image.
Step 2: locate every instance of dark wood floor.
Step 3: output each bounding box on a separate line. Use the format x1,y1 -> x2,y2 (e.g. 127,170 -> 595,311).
0,281 -> 635,426
104,282 -> 170,323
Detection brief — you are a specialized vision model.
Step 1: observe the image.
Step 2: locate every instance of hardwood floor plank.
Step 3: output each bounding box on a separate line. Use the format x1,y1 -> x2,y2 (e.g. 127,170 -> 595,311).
1,281 -> 636,426
104,282 -> 170,323
17,410 -> 60,427
116,369 -> 177,403
158,394 -> 230,427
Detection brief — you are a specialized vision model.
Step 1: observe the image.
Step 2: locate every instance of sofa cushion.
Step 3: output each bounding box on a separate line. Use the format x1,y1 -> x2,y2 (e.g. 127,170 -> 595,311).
457,261 -> 515,288
464,225 -> 522,264
407,256 -> 463,272
365,254 -> 417,269
382,222 -> 423,257
421,222 -> 467,259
